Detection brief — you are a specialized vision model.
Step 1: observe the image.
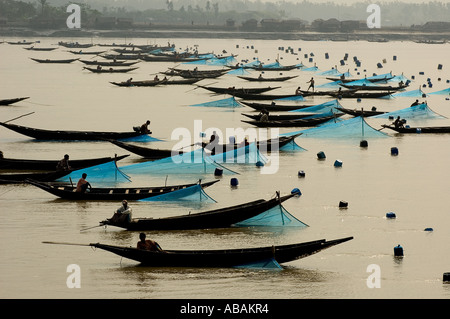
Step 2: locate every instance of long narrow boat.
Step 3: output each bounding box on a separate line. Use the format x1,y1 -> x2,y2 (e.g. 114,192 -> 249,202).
326,76 -> 394,83
339,84 -> 408,91
381,125 -> 450,134
230,92 -> 303,100
24,47 -> 57,51
0,122 -> 149,141
248,64 -> 300,71
298,89 -> 359,97
58,42 -> 93,48
0,97 -> 29,106
83,67 -> 139,73
26,179 -> 219,200
0,154 -> 129,171
197,85 -> 280,95
60,236 -> 354,267
100,193 -> 295,230
139,55 -> 205,62
338,107 -> 386,117
237,75 -> 298,82
79,60 -> 139,67
0,170 -> 71,184
30,58 -> 79,64
242,113 -> 313,121
242,115 -> 341,128
325,91 -> 393,99
68,50 -> 107,55
240,101 -> 315,112
110,79 -> 167,87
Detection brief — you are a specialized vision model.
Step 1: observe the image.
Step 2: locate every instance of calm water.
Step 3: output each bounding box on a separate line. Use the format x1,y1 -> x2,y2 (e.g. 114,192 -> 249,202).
0,36 -> 449,301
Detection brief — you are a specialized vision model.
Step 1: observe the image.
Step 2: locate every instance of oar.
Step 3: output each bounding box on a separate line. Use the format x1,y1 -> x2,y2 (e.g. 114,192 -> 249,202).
80,224 -> 105,232
3,112 -> 35,124
42,241 -> 92,246
185,81 -> 218,93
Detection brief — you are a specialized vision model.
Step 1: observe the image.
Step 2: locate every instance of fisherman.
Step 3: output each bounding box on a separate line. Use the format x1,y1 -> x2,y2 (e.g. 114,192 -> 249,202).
410,99 -> 419,107
76,173 -> 92,193
116,200 -> 132,223
137,233 -> 163,251
259,109 -> 269,122
56,154 -> 71,171
208,131 -> 219,155
295,87 -> 302,95
140,120 -> 152,134
306,77 -> 315,92
393,116 -> 404,129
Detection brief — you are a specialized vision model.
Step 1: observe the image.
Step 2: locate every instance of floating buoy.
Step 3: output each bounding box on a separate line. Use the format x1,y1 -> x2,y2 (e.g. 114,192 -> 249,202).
438,64 -> 443,70
394,244 -> 404,257
308,57 -> 313,63
325,53 -> 329,59
236,44 -> 239,48
391,147 -> 399,156
334,159 -> 343,167
443,273 -> 450,282
424,227 -> 433,232
386,212 -> 396,219
339,201 -> 348,208
419,71 -> 424,75
360,140 -> 368,147
230,178 -> 239,187
393,55 -> 397,61
382,58 -> 387,63
304,54 -> 308,58
357,98 -> 362,102
291,188 -> 302,196
317,151 -> 326,159
416,128 -> 422,133
214,168 -> 223,176
298,170 -> 306,177
340,60 -> 345,66
377,63 -> 383,68
411,75 -> 415,80
255,161 -> 264,167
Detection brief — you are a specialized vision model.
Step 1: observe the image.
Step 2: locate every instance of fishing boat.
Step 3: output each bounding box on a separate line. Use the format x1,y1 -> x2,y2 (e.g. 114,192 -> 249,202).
325,91 -> 393,99
24,47 -> 57,51
241,115 -> 341,128
30,58 -> 79,64
163,78 -> 203,85
108,140 -> 178,159
237,75 -> 298,82
229,92 -> 304,100
139,55 -> 205,62
197,85 -> 280,95
163,68 -> 228,79
381,125 -> 450,134
79,60 -> 139,67
0,154 -> 129,171
0,121 -> 150,141
7,41 -> 35,45
326,76 -> 394,83
26,179 -> 219,201
339,83 -> 408,91
248,64 -> 300,71
67,50 -> 107,55
0,170 -> 71,184
0,97 -> 29,106
58,42 -> 94,48
240,101 -> 315,112
110,79 -> 167,87
83,66 -> 139,73
242,113 -> 314,121
100,193 -> 295,230
48,236 -> 353,267
337,107 -> 386,117
101,54 -> 141,60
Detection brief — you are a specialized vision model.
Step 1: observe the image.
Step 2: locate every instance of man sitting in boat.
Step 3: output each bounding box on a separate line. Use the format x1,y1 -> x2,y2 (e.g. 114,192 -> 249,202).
76,173 -> 92,193
139,120 -> 152,134
56,154 -> 71,171
116,200 -> 132,223
137,233 -> 163,251
393,116 -> 404,129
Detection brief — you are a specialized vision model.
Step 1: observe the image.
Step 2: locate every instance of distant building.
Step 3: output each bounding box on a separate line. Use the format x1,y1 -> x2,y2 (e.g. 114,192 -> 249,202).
340,20 -> 362,32
95,17 -> 116,29
312,18 -> 341,32
420,21 -> 450,32
226,19 -> 235,27
241,19 -> 258,31
260,19 -> 305,32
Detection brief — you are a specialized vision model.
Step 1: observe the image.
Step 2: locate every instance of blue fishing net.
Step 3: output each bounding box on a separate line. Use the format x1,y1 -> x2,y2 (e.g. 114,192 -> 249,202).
429,87 -> 450,96
281,116 -> 389,139
234,203 -> 308,227
234,258 -> 282,270
279,139 -> 307,152
227,67 -> 252,75
56,161 -> 131,184
139,183 -> 216,203
316,68 -> 342,76
274,95 -> 305,102
373,103 -> 447,119
301,66 -> 320,72
366,72 -> 393,81
189,97 -> 242,108
120,135 -> 163,142
316,80 -> 343,89
289,99 -> 342,113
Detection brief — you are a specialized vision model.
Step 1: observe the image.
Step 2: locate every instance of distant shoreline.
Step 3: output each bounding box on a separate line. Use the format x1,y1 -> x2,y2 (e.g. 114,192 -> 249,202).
1,27 -> 449,43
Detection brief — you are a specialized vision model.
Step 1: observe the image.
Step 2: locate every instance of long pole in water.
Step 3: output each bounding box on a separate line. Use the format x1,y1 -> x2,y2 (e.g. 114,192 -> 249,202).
3,112 -> 35,124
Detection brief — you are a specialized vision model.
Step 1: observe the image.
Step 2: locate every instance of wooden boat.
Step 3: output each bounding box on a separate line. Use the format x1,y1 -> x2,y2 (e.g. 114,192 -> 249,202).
109,139 -> 177,159
326,76 -> 394,83
297,89 -> 358,97
83,67 -> 139,73
164,78 -> 203,85
242,113 -> 313,121
110,79 -> 167,87
79,60 -> 139,67
242,115 -> 341,128
26,179 -> 219,200
338,107 -> 386,117
7,41 -> 35,45
339,83 -> 408,91
230,92 -> 303,100
100,193 -> 295,230
381,125 -> 450,134
139,55 -> 205,62
68,50 -> 107,55
325,91 -> 393,99
60,236 -> 354,267
0,122 -> 149,141
24,47 -> 57,51
248,64 -> 300,71
101,54 -> 141,60
0,170 -> 71,184
163,68 -> 228,79
30,58 -> 79,64
0,154 -> 129,171
58,42 -> 93,48
237,75 -> 298,82
197,85 -> 280,95
240,101 -> 315,112
0,97 -> 29,106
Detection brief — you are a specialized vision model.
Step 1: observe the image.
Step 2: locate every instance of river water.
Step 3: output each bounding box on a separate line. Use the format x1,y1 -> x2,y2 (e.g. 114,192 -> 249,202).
0,36 -> 449,304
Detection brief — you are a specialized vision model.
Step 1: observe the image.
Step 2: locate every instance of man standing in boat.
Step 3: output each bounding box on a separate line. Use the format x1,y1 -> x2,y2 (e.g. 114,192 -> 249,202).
307,77 -> 315,92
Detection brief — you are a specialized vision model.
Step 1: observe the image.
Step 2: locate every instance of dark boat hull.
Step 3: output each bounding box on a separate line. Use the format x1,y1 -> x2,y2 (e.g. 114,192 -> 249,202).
381,125 -> 450,134
0,97 -> 29,106
89,236 -> 354,267
242,115 -> 341,128
101,193 -> 295,230
79,60 -> 139,67
340,84 -> 407,91
30,58 -> 79,64
27,179 -> 219,200
0,170 -> 70,184
240,101 -> 315,112
198,86 -> 280,95
326,91 -> 393,98
242,113 -> 313,121
83,67 -> 139,73
0,122 -> 148,141
237,75 -> 298,82
109,140 -> 176,159
0,155 -> 128,171
231,92 -> 303,100
338,107 -> 386,117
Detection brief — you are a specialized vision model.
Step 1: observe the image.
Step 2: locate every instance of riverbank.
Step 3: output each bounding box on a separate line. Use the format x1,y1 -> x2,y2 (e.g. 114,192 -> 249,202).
1,26 -> 449,43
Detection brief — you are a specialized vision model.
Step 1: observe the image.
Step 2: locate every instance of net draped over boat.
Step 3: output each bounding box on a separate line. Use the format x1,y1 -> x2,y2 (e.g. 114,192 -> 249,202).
189,96 -> 242,108
226,67 -> 252,75
391,88 -> 427,98
120,135 -> 163,142
274,95 -> 305,102
139,183 -> 216,203
289,99 -> 342,114
281,117 -> 389,139
316,80 -> 343,89
429,87 -> 450,96
234,203 -> 308,227
234,258 -> 283,270
278,139 -> 307,152
183,56 -> 237,66
56,161 -> 131,184
301,66 -> 320,72
372,103 -> 447,120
